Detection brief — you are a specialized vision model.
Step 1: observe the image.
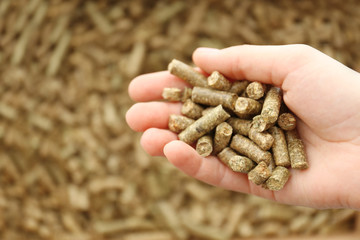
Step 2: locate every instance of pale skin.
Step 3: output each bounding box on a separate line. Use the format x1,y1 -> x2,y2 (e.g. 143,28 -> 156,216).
126,44 -> 360,210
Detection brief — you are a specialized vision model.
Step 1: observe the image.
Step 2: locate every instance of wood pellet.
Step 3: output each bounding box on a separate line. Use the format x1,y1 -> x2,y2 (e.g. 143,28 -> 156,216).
2,1 -> 359,239
164,59 -> 309,191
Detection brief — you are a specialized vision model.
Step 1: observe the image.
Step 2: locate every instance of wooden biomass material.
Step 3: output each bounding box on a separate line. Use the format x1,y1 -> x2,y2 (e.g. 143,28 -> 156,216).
0,0 -> 359,239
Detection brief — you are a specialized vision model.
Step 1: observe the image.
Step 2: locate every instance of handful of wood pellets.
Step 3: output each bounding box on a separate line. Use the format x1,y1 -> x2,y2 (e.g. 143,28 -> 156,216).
163,59 -> 308,191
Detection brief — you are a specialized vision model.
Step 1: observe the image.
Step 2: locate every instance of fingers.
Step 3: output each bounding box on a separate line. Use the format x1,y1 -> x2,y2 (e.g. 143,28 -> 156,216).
139,129 -> 289,201
128,71 -> 190,102
126,102 -> 182,132
163,140 -> 251,192
140,128 -> 178,156
193,45 -> 360,139
192,44 -> 322,87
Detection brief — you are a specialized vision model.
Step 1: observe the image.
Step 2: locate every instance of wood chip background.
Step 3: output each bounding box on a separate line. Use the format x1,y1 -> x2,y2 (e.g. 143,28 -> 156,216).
0,0 -> 359,239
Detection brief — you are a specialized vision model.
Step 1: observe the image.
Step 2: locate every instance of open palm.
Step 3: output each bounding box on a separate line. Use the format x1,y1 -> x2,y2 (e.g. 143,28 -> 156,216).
126,45 -> 360,210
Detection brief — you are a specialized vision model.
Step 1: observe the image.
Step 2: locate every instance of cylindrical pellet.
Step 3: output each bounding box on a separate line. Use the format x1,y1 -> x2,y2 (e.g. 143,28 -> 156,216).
178,105 -> 230,144
217,147 -> 255,173
196,135 -> 213,157
201,107 -> 215,116
226,117 -> 251,136
217,147 -> 235,166
229,156 -> 256,174
285,130 -> 308,169
168,59 -> 208,87
234,97 -> 262,119
237,220 -> 254,238
162,88 -> 182,101
277,113 -> 296,131
258,222 -> 288,237
168,115 -> 195,133
268,126 -> 290,167
289,215 -> 311,233
260,87 -> 282,123
213,122 -> 233,154
255,204 -> 297,221
248,127 -> 274,151
192,87 -> 238,110
181,99 -> 204,119
268,156 -> 276,172
229,80 -> 250,95
265,166 -> 290,191
230,134 -> 272,165
246,82 -> 266,100
181,87 -> 193,102
251,115 -> 274,132
162,87 -> 192,102
248,161 -> 271,185
207,71 -> 232,91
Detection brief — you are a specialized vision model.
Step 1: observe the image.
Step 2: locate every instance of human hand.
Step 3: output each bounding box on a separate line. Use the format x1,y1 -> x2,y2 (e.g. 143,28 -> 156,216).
126,45 -> 360,210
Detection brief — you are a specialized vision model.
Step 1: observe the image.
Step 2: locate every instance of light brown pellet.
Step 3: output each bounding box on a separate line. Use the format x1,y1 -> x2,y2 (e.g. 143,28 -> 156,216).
162,88 -> 183,102
265,166 -> 290,191
268,156 -> 276,173
228,155 -> 256,174
251,115 -> 274,133
230,134 -> 272,165
191,86 -> 237,110
217,147 -> 255,173
196,135 -> 213,157
207,71 -> 232,91
234,97 -> 262,119
213,122 -> 233,154
258,222 -> 288,237
248,127 -> 274,151
217,147 -> 236,166
248,161 -> 271,185
285,130 -> 308,170
256,204 -> 297,221
181,87 -> 193,102
278,113 -> 296,131
261,87 -> 282,123
168,59 -> 208,87
237,220 -> 254,238
155,201 -> 188,240
178,105 -> 230,144
289,215 -> 311,233
246,82 -> 266,100
168,115 -> 195,133
201,107 -> 215,116
229,80 -> 250,95
268,126 -> 290,167
181,99 -> 204,119
251,87 -> 282,132
226,117 -> 251,136
162,87 -> 192,102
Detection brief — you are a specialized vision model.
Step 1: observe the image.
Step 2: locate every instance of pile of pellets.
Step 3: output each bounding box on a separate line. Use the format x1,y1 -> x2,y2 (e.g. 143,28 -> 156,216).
0,0 -> 359,239
164,59 -> 307,191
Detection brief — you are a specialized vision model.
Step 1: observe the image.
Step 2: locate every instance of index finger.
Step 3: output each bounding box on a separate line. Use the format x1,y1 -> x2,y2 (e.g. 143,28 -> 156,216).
192,44 -> 321,88
128,71 -> 190,102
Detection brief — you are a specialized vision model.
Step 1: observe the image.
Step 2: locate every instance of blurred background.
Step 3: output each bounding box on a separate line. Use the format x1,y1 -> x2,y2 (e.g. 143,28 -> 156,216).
0,0 -> 359,239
